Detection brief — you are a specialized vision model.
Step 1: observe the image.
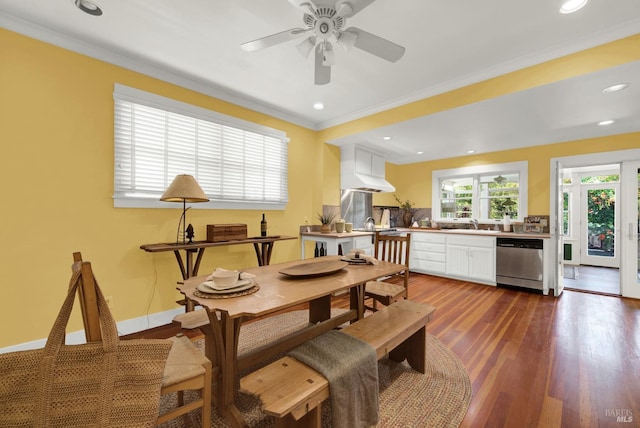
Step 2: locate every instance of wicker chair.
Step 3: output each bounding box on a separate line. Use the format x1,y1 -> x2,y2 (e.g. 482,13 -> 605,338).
364,232 -> 411,311
71,252 -> 212,427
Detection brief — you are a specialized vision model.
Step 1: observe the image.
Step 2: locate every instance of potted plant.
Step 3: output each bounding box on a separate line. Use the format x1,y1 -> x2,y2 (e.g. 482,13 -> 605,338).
317,212 -> 337,233
394,194 -> 417,227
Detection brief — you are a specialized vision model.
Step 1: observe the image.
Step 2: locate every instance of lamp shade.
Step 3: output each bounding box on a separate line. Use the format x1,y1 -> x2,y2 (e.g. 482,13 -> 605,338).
160,174 -> 209,203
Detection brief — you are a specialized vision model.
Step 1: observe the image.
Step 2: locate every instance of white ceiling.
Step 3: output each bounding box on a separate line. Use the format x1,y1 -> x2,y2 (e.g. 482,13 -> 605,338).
1,0 -> 639,164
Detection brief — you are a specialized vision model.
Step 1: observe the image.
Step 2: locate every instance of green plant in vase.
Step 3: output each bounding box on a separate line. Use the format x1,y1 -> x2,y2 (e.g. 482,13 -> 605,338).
394,195 -> 416,227
317,212 -> 337,233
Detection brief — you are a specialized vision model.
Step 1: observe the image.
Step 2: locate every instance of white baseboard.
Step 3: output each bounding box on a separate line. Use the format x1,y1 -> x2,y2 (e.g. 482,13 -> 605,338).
0,307 -> 184,354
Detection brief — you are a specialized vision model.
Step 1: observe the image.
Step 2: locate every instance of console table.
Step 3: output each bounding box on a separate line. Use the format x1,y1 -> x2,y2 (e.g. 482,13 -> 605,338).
140,235 -> 297,280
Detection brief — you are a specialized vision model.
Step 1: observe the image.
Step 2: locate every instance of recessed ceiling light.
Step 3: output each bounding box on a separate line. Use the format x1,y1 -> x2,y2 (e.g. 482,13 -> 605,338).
559,0 -> 588,14
313,102 -> 324,110
467,150 -> 476,154
598,120 -> 614,126
74,0 -> 103,16
382,136 -> 392,141
602,83 -> 629,93
417,151 -> 424,155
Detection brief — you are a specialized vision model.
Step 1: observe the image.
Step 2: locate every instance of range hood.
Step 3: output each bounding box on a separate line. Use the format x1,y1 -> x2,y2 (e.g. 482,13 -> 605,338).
341,173 -> 395,193
340,145 -> 395,193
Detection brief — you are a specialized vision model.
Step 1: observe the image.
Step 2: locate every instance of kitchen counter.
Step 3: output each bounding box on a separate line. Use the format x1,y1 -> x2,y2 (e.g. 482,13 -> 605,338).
407,227 -> 550,239
300,231 -> 374,238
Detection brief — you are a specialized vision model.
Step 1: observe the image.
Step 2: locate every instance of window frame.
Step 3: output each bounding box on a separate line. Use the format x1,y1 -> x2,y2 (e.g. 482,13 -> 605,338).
432,161 -> 528,223
113,84 -> 289,210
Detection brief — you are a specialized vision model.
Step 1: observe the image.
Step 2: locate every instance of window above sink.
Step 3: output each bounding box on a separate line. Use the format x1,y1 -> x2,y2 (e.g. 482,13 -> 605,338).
432,161 -> 528,223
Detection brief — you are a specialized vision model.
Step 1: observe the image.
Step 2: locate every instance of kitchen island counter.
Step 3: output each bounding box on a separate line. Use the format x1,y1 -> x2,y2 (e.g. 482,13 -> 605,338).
300,231 -> 374,238
300,230 -> 374,258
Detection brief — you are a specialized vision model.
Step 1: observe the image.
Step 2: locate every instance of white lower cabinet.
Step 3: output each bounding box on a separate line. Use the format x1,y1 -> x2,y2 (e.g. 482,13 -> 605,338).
445,235 -> 496,284
409,231 -> 496,285
409,233 -> 446,275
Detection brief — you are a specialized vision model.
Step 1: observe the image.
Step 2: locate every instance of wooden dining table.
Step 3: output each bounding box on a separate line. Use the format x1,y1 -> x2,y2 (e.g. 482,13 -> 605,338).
178,255 -> 406,428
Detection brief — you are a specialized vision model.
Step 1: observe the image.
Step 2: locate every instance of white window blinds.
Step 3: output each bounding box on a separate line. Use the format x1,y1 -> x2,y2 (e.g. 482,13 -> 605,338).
113,84 -> 289,209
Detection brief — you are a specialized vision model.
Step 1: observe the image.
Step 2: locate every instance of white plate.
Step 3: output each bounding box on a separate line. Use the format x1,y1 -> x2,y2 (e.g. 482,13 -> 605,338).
340,256 -> 367,264
205,278 -> 252,291
197,279 -> 254,294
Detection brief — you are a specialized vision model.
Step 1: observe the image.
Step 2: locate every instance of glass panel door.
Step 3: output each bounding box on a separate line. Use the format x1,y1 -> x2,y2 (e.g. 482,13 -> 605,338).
620,161 -> 640,297
580,183 -> 620,268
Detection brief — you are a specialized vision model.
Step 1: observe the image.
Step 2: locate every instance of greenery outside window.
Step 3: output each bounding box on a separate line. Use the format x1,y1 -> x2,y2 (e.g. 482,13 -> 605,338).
432,161 -> 528,222
113,84 -> 289,210
563,191 -> 571,236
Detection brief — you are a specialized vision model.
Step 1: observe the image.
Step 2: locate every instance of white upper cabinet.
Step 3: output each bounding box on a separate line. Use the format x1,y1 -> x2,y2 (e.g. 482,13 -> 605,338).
354,148 -> 385,177
355,148 -> 373,175
371,153 -> 386,178
340,144 -> 395,192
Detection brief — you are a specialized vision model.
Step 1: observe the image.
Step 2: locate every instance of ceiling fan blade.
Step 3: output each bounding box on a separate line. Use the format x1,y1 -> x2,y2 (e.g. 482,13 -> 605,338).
296,36 -> 317,58
288,0 -> 317,15
346,26 -> 405,62
335,0 -> 376,18
241,28 -> 308,52
315,44 -> 331,85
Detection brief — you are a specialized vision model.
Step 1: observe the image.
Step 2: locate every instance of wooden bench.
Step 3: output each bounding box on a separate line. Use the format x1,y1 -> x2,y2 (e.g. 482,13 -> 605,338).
173,308 -> 210,330
239,299 -> 436,428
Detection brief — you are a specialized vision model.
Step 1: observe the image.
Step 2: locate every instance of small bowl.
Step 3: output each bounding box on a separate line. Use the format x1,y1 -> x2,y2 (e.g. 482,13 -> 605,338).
211,269 -> 239,288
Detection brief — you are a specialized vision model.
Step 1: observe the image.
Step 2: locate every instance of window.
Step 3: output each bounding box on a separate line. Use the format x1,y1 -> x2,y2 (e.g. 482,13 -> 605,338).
432,162 -> 528,222
113,84 -> 289,209
563,191 -> 571,236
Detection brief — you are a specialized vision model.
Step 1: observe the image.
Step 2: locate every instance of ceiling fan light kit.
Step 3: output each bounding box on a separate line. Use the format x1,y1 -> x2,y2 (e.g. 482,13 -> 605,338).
241,0 -> 405,85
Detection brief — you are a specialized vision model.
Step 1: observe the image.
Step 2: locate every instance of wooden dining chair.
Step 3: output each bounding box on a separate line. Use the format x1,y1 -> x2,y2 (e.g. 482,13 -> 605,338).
71,252 -> 212,427
364,232 -> 412,311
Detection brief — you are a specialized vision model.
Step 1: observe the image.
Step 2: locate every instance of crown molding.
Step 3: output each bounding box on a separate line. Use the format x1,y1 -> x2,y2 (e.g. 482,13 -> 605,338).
0,11 -> 318,130
316,19 -> 640,130
2,11 -> 639,133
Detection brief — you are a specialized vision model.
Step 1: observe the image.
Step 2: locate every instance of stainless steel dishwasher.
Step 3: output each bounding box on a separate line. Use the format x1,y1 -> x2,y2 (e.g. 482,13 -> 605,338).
496,238 -> 544,291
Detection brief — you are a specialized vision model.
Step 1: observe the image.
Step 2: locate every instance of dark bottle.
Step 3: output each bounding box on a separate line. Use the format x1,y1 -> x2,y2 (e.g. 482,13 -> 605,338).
314,242 -> 319,257
338,244 -> 343,256
260,213 -> 267,237
320,243 -> 326,257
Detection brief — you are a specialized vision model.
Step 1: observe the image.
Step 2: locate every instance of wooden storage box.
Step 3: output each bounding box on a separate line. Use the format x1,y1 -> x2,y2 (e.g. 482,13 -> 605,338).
206,224 -> 247,242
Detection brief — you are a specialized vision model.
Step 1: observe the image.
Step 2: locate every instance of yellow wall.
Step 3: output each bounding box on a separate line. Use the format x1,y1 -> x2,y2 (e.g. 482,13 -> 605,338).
0,29 -> 322,347
384,132 -> 640,214
344,34 -> 640,211
318,34 -> 640,143
1,27 -> 638,348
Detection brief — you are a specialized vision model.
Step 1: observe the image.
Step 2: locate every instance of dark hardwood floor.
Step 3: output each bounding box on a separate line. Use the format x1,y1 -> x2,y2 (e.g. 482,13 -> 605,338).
135,273 -> 640,427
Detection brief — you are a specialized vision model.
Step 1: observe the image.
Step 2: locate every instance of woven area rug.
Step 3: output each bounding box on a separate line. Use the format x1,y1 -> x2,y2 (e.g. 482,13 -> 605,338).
158,310 -> 472,427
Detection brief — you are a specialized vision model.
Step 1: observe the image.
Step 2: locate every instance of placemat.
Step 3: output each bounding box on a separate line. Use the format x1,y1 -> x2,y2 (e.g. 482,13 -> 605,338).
193,284 -> 260,299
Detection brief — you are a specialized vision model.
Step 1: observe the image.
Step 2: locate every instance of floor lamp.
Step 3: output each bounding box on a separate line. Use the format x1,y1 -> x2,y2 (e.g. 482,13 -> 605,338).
160,174 -> 209,244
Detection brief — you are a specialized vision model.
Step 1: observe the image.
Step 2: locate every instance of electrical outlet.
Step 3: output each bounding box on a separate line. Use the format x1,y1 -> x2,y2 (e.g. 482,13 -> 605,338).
304,216 -> 308,223
105,296 -> 114,309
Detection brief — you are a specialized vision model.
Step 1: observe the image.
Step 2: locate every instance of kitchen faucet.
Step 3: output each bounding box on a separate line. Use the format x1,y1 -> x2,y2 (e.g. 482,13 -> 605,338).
470,219 -> 479,229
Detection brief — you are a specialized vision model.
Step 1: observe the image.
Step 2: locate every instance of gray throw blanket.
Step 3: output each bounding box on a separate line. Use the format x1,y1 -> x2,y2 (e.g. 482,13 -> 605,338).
288,330 -> 379,428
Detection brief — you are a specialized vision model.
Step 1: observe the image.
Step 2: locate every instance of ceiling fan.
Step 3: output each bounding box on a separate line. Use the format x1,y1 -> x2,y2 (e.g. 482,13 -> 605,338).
240,0 -> 405,85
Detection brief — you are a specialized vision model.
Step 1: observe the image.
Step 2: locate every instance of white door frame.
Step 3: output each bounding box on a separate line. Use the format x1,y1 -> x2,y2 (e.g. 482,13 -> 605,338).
550,148 -> 640,298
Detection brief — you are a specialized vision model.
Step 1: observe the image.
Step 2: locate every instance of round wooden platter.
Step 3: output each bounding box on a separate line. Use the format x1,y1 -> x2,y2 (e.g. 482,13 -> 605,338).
194,284 -> 260,299
279,259 -> 349,277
